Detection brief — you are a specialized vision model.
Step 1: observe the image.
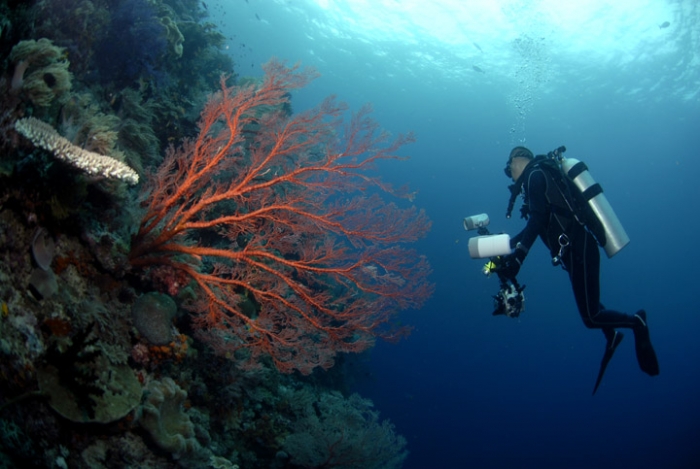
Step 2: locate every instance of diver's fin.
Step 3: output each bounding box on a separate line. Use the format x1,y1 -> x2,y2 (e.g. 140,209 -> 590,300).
633,310 -> 660,376
592,331 -> 624,395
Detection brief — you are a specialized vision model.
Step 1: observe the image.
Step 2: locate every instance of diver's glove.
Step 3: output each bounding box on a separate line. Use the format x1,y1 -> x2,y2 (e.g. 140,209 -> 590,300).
499,243 -> 527,279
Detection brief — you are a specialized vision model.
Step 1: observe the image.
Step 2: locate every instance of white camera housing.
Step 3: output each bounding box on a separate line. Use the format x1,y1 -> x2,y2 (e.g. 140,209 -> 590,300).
468,233 -> 511,259
463,213 -> 490,231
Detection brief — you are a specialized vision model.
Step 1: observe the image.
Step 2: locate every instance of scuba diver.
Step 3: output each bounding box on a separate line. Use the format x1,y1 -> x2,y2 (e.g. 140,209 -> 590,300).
497,146 -> 659,394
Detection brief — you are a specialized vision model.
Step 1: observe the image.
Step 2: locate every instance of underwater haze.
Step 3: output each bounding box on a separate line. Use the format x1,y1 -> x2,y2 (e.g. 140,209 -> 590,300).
215,0 -> 700,468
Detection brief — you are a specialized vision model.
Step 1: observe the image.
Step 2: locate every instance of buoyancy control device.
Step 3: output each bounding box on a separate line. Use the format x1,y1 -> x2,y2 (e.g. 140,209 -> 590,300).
506,146 -> 629,258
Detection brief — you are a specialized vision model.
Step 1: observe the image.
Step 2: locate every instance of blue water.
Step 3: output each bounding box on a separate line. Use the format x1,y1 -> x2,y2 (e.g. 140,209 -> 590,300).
214,1 -> 700,467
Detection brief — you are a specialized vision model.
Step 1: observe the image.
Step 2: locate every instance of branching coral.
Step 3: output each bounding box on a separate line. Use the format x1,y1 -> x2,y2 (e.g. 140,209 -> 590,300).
15,117 -> 139,185
129,60 -> 433,374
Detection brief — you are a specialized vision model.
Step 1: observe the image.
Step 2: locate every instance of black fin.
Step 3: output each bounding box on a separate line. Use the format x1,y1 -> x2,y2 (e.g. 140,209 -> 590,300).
634,311 -> 660,376
592,332 -> 624,395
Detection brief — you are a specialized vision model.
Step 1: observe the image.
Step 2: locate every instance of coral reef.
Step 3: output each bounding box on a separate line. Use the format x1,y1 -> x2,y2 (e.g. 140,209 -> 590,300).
0,1 -> 422,467
32,0 -> 112,78
95,0 -> 169,89
282,391 -> 408,468
36,327 -> 142,424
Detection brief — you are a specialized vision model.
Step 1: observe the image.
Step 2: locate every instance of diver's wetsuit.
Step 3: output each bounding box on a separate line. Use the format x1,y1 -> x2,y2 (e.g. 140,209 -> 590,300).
509,163 -> 639,338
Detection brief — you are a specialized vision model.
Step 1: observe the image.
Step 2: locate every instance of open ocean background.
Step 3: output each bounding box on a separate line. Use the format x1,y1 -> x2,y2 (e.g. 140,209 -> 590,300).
214,1 -> 699,467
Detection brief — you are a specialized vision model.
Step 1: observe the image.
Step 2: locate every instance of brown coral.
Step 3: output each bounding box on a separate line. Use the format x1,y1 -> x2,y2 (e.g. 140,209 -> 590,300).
137,377 -> 201,456
9,38 -> 72,107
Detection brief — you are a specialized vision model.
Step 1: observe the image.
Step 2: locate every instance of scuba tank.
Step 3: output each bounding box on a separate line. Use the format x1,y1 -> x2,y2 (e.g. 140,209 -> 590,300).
556,148 -> 630,258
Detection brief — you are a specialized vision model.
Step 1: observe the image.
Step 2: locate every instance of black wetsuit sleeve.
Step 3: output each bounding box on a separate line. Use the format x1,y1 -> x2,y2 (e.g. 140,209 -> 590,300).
510,169 -> 548,253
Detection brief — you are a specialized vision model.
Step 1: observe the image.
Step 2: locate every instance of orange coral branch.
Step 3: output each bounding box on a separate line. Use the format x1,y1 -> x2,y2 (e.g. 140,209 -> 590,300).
129,59 -> 432,374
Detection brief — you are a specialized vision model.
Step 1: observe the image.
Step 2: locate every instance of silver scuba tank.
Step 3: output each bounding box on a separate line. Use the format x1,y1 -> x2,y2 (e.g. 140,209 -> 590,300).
560,157 -> 630,258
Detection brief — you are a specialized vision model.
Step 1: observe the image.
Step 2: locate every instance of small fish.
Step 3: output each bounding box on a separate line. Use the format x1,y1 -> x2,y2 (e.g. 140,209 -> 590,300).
472,42 -> 483,53
255,13 -> 261,21
658,21 -> 670,29
472,65 -> 485,74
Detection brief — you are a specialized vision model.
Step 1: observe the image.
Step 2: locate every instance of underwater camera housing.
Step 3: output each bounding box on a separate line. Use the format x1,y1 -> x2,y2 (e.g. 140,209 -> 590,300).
492,280 -> 525,318
464,213 -> 525,318
463,213 -> 490,232
464,213 -> 512,259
